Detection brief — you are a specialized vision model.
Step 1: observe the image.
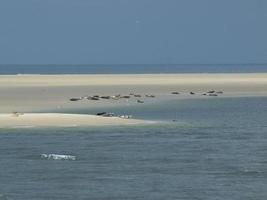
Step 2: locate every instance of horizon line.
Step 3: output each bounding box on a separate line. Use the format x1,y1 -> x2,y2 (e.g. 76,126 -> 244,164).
0,63 -> 267,66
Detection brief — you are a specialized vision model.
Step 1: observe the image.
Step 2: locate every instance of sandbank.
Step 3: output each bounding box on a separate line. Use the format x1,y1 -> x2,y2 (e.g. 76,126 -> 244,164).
0,113 -> 152,128
0,73 -> 267,113
1,73 -> 267,87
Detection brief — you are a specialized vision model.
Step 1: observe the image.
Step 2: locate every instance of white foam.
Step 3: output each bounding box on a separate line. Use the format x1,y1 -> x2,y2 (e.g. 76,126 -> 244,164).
41,154 -> 76,161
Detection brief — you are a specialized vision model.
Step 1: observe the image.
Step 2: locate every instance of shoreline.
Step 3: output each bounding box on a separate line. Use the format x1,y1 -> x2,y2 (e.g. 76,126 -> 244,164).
0,113 -> 154,128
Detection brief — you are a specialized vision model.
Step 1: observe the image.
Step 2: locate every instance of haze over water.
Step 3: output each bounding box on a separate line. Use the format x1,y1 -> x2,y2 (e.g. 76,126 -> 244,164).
0,64 -> 267,74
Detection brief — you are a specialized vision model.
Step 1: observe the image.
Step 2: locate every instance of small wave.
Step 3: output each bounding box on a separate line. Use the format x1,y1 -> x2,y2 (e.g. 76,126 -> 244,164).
41,154 -> 76,161
0,194 -> 8,200
242,169 -> 263,174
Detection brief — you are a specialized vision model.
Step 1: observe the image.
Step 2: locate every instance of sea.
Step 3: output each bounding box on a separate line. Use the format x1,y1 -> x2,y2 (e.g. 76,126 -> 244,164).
0,65 -> 267,200
0,64 -> 267,74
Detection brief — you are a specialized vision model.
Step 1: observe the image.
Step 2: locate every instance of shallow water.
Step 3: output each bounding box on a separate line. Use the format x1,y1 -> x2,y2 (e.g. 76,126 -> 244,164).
0,97 -> 267,200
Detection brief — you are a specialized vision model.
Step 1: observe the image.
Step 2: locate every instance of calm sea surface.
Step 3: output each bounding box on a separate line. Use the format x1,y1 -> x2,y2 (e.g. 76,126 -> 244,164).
0,64 -> 267,74
0,97 -> 267,200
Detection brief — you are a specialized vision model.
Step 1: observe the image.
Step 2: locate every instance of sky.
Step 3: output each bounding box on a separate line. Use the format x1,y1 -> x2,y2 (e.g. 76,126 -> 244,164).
0,0 -> 267,64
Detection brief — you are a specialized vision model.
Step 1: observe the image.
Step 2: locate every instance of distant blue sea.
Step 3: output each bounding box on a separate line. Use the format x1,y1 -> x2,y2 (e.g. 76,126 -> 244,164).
0,64 -> 267,74
0,97 -> 267,200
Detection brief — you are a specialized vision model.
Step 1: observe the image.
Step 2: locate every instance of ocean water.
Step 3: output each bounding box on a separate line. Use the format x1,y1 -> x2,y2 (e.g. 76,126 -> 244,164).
0,97 -> 267,200
0,64 -> 267,74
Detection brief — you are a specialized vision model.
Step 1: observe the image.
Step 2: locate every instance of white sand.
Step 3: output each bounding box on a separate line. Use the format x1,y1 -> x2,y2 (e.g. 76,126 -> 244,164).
0,113 -> 152,128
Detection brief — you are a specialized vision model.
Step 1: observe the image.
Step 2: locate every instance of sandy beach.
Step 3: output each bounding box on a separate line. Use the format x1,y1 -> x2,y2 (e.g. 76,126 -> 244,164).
0,73 -> 266,127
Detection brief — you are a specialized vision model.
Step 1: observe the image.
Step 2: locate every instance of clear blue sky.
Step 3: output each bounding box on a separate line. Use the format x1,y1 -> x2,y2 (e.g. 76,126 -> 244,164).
0,0 -> 266,64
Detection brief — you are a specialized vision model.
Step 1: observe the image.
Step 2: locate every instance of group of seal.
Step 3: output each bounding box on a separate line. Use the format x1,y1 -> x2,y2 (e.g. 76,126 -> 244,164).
69,93 -> 156,104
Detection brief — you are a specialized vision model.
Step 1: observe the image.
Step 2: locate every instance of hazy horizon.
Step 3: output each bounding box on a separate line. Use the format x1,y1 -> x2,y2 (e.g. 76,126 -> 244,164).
1,63 -> 267,65
0,0 -> 267,65
1,63 -> 267,74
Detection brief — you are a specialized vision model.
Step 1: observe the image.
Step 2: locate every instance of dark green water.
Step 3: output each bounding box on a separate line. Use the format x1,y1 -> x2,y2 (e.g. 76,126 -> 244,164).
0,97 -> 267,200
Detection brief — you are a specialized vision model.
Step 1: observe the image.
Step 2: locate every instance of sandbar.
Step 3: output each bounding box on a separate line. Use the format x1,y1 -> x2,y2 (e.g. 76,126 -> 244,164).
0,113 -> 152,128
0,73 -> 266,126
